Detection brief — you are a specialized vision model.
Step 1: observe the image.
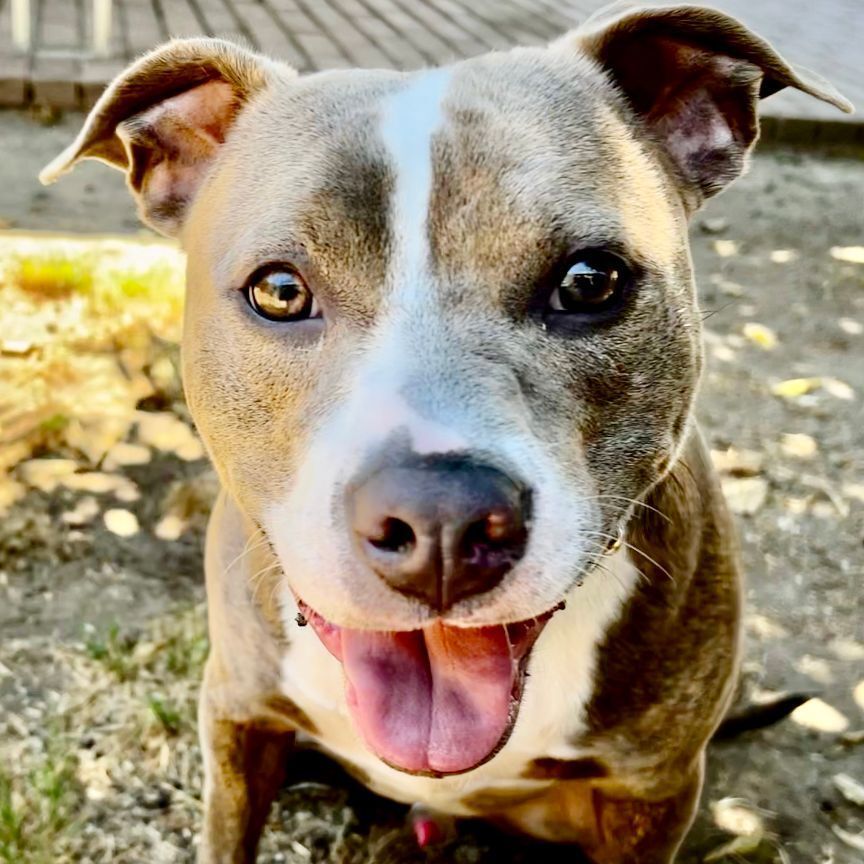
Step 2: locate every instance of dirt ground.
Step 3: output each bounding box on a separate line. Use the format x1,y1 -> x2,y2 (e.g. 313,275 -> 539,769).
1,109 -> 863,864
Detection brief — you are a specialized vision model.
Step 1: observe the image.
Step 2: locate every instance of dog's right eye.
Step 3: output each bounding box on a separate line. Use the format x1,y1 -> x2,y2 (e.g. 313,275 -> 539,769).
244,266 -> 320,322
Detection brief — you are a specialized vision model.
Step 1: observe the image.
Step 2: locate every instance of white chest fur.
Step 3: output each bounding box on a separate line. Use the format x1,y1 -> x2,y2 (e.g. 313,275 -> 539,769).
279,549 -> 638,814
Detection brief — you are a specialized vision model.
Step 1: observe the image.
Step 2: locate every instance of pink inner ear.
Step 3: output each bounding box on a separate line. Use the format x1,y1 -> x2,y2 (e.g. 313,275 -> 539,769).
656,85 -> 736,170
635,46 -> 759,199
120,79 -> 239,234
598,29 -> 760,200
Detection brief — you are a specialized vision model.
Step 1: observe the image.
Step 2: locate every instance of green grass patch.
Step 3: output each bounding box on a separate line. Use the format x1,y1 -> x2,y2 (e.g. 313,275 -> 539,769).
147,694 -> 184,736
12,254 -> 95,300
0,737 -> 81,864
84,622 -> 140,682
9,249 -> 184,318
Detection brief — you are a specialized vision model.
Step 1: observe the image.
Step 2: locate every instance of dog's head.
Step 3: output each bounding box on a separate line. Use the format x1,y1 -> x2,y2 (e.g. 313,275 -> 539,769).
44,3 -> 849,776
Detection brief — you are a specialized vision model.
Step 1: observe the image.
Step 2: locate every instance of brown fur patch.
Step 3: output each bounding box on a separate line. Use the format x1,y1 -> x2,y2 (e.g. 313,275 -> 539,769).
521,756 -> 609,781
460,786 -> 546,813
580,432 -> 742,789
261,694 -> 319,736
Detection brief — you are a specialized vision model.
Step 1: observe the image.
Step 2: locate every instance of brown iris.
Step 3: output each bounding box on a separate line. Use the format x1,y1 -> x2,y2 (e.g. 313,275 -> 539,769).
245,266 -> 319,322
549,252 -> 630,313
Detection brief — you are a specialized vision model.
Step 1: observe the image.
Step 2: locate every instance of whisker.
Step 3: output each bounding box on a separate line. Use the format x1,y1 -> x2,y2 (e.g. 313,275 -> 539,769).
580,541 -> 651,589
223,527 -> 268,575
248,562 -> 284,607
584,494 -> 672,523
581,530 -> 675,584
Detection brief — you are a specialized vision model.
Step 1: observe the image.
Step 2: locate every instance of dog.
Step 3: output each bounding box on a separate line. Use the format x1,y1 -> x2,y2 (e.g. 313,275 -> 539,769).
41,3 -> 851,861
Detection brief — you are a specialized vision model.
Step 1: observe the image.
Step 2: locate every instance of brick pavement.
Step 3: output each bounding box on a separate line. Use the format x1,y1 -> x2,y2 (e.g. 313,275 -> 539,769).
0,0 -> 860,139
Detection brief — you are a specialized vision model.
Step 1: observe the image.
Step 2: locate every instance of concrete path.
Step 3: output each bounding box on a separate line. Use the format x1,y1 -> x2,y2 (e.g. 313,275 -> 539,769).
0,0 -> 860,138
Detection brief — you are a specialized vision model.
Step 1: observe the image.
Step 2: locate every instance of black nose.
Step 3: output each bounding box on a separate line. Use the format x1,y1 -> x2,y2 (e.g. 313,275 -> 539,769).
348,457 -> 531,611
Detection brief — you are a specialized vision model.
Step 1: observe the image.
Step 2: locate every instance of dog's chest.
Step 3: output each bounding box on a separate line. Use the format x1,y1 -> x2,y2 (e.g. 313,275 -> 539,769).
278,549 -> 637,814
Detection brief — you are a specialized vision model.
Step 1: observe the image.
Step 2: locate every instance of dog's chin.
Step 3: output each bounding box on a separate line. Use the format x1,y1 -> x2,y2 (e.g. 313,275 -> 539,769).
295,595 -> 563,777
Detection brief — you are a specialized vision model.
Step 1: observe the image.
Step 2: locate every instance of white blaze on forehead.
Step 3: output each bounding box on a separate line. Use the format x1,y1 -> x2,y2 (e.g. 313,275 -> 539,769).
380,67 -> 453,292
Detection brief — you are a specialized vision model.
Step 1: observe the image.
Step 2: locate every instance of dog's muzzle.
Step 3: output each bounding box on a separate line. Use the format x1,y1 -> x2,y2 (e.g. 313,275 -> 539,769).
347,454 -> 531,612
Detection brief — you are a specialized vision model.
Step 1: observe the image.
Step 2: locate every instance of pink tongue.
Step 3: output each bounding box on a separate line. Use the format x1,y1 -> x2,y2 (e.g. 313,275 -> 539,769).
340,622 -> 516,774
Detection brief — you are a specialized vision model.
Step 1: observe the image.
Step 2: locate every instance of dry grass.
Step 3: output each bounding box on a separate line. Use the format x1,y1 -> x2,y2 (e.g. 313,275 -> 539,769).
0,235 -> 186,513
0,607 -> 208,864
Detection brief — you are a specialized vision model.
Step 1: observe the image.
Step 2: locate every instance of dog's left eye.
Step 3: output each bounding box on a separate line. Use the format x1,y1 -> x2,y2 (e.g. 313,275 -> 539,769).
547,252 -> 631,314
244,266 -> 321,322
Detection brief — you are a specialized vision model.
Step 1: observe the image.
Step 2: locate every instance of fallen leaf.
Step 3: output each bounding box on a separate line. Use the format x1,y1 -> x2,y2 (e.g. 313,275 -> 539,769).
743,322 -> 778,350
711,344 -> 736,363
1,339 -> 35,356
790,697 -> 849,733
784,496 -> 809,515
711,797 -> 766,837
771,377 -> 822,398
17,458 -> 79,492
135,411 -> 203,459
746,613 -> 789,640
834,773 -> 864,807
154,515 -> 187,541
830,246 -> 864,264
0,477 -> 26,515
65,414 -> 135,465
770,249 -> 798,264
148,355 -> 179,395
175,437 -> 205,462
841,729 -> 864,745
842,483 -> 864,504
832,825 -> 864,852
811,501 -> 835,519
708,274 -> 746,296
102,442 -> 151,470
794,655 -> 833,685
61,495 -> 99,526
713,239 -> 738,257
799,475 -> 849,518
855,681 -> 864,713
59,472 -> 139,502
700,217 -> 729,235
780,433 -> 817,458
711,447 -> 764,477
103,508 -> 139,537
839,318 -> 863,335
822,377 -> 855,400
722,477 -> 768,515
830,640 -> 864,662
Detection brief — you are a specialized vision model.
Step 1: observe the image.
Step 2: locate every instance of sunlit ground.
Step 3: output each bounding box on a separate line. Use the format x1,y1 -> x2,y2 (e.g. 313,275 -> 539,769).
0,235 -> 186,515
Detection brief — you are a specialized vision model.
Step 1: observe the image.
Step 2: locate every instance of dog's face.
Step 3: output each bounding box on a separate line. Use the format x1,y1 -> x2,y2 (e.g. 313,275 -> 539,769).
43,4 -> 849,777
184,53 -> 698,630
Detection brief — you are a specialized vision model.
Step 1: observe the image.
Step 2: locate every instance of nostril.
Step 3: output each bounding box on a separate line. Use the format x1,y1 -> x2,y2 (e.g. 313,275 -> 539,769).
367,517 -> 416,555
459,511 -> 527,567
484,511 -> 516,543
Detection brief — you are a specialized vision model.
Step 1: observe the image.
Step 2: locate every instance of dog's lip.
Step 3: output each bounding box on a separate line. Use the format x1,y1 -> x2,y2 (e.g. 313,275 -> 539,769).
292,595 -> 563,661
292,594 -> 563,776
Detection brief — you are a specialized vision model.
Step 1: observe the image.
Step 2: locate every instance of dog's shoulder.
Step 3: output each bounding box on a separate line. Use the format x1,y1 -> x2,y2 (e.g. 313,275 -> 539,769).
579,428 -> 742,787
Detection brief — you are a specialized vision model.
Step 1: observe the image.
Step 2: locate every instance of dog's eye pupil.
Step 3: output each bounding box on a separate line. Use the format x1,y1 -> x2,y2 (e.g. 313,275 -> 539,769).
562,262 -> 615,304
550,253 -> 629,314
246,268 -> 314,322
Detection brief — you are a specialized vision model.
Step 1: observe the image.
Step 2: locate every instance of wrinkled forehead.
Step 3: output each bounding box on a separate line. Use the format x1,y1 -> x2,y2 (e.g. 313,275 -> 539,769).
197,50 -> 684,286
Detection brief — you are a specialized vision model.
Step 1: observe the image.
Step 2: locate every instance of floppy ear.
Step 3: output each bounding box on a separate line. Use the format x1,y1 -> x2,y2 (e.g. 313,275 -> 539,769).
564,3 -> 852,208
39,38 -> 283,236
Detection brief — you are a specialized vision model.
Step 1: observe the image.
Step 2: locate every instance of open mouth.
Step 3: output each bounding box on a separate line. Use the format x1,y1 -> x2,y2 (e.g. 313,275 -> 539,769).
295,598 -> 562,776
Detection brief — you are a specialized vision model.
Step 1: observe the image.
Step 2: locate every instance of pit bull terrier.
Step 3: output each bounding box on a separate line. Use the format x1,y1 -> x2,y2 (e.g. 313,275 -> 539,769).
41,3 -> 851,861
